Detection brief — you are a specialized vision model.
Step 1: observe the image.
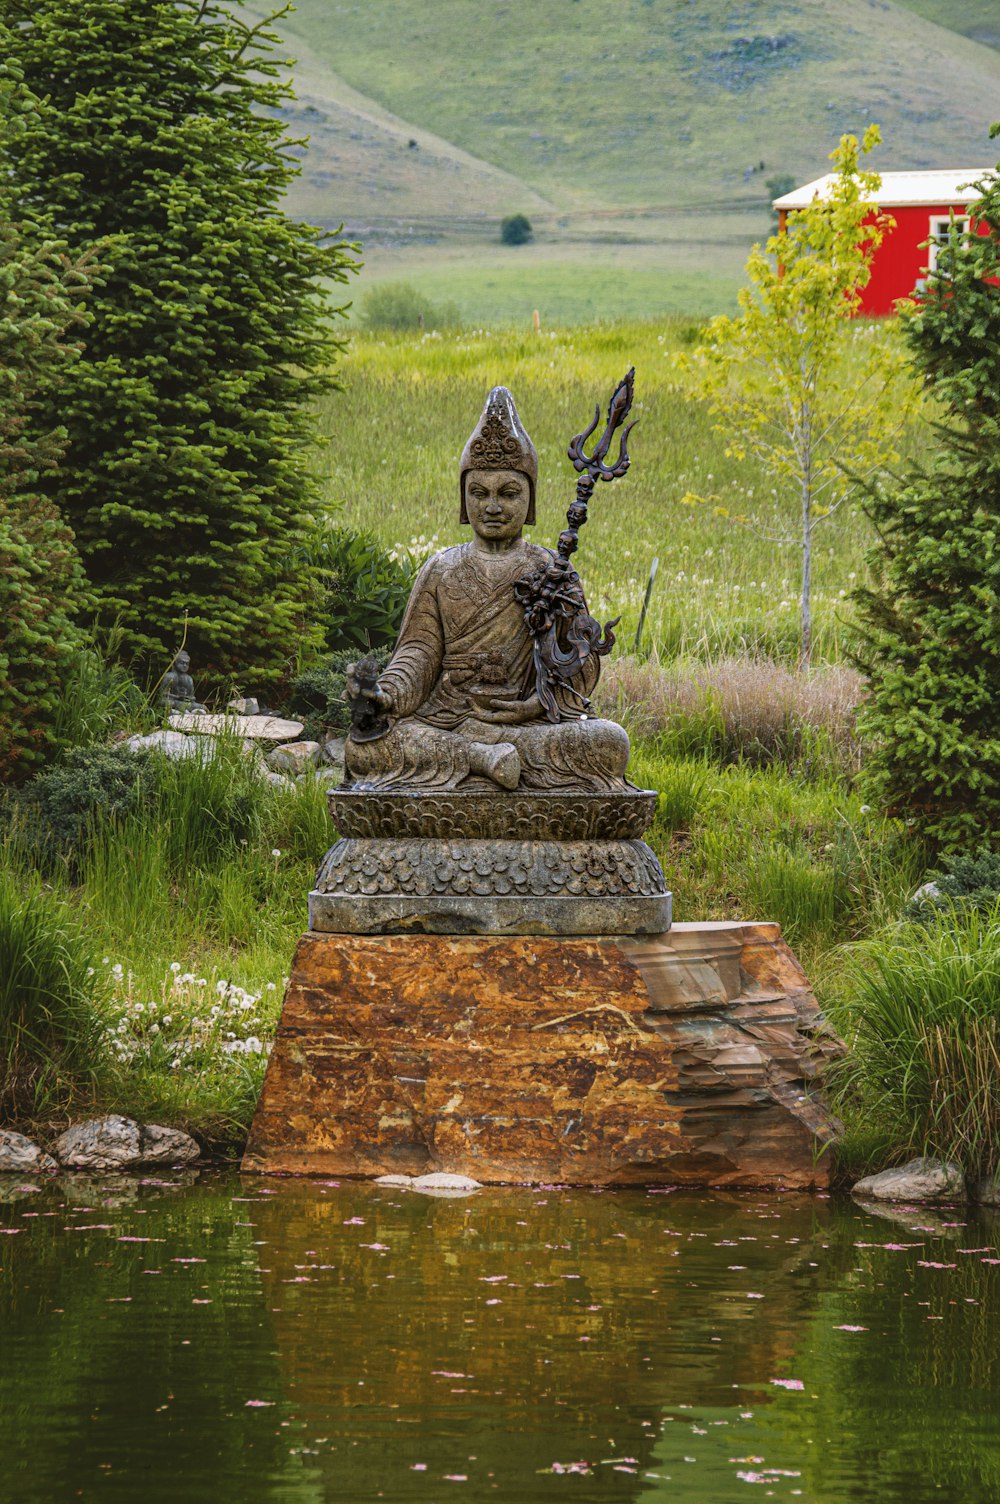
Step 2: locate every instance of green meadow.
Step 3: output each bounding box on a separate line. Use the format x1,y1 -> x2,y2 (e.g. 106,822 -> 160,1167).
317,318 -> 921,663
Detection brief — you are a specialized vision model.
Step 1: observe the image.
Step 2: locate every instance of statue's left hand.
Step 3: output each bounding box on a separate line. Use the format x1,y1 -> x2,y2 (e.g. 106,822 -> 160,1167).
468,691 -> 541,725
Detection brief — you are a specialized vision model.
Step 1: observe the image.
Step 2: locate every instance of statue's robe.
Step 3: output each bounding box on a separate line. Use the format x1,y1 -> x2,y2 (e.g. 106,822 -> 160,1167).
345,540 -> 629,792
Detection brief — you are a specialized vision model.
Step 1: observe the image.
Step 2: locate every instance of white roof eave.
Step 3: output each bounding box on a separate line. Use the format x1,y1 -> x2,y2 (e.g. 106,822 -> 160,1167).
773,169 -> 993,211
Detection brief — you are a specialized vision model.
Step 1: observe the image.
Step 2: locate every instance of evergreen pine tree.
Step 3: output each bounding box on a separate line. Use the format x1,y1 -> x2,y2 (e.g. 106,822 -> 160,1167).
0,63 -> 96,781
853,150 -> 1000,851
0,0 -> 357,687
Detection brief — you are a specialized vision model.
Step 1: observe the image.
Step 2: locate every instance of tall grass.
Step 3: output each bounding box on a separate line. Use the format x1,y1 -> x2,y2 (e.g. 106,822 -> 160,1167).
0,868 -> 107,1123
630,744 -> 925,967
601,654 -> 864,776
828,907 -> 1000,1180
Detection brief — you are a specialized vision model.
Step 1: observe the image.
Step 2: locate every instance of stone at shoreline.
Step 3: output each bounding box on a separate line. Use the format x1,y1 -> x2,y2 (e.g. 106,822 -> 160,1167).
53,1115 -> 140,1169
169,712 -> 303,742
374,1174 -> 414,1187
412,1172 -> 482,1196
0,1130 -> 57,1174
266,740 -> 322,776
228,697 -> 260,716
851,1157 -> 966,1204
52,1116 -> 200,1170
138,1124 -> 202,1165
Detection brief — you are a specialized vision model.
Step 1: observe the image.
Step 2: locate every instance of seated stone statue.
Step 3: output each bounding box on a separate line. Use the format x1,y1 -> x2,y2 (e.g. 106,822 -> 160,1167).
160,650 -> 206,712
344,388 -> 630,793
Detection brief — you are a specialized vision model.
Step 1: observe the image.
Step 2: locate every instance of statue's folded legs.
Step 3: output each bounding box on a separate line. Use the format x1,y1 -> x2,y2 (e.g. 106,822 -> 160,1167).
346,714 -> 630,793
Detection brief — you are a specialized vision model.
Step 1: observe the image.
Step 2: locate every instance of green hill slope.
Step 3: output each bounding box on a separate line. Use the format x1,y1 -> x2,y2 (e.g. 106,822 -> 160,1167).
243,0 -> 1000,321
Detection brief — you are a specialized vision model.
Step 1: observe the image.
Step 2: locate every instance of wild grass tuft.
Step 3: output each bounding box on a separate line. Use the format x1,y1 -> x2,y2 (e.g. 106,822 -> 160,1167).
826,907 -> 1000,1180
602,654 -> 864,777
0,868 -> 108,1123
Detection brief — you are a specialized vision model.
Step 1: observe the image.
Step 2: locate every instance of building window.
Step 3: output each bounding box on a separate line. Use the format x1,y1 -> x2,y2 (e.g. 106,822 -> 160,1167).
927,215 -> 970,272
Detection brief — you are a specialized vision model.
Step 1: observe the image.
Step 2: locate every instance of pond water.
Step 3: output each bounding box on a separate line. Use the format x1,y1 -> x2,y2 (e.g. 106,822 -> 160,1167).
1,1173 -> 997,1503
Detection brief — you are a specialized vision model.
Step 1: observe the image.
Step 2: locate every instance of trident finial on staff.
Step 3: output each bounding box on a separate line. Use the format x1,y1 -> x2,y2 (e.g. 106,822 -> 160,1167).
513,368 -> 639,724
558,367 -> 638,561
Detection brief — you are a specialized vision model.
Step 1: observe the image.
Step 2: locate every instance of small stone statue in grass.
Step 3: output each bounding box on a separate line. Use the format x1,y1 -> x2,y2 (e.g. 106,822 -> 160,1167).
160,650 -> 207,712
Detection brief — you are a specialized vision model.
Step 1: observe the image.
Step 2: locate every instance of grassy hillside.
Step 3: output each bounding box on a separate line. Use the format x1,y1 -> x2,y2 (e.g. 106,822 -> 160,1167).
243,0 -> 1000,321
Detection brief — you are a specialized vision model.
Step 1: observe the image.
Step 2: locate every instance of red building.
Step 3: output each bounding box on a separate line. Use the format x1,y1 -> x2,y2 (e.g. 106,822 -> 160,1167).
772,168 -> 992,315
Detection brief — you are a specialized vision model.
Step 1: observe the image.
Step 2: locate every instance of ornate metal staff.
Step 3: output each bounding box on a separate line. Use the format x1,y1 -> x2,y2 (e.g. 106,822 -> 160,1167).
514,369 -> 638,723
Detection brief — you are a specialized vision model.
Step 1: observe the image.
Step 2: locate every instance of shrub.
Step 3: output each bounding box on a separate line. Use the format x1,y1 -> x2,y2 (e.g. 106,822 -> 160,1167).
829,909 -> 1000,1180
908,848 -> 1000,921
10,744 -> 155,873
2,0 -> 359,688
0,867 -> 106,1121
853,160 -> 1000,851
500,213 -> 533,246
0,72 -> 97,781
293,523 -> 415,654
11,733 -> 269,877
361,282 -> 460,330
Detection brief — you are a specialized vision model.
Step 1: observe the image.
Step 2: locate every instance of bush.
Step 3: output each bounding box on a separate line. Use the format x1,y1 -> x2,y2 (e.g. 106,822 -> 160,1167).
853,162 -> 1000,851
288,646 -> 391,737
908,848 -> 1000,921
0,867 -> 106,1121
293,523 -> 415,654
10,744 -> 155,873
829,908 -> 1000,1180
500,213 -> 533,246
361,282 -> 460,330
0,83 -> 97,781
11,733 -> 269,877
0,500 -> 91,783
3,0 -> 358,688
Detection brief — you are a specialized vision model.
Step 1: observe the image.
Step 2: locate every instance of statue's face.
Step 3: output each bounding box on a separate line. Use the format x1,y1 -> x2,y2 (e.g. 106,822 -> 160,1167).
175,652 -> 190,673
464,469 -> 530,542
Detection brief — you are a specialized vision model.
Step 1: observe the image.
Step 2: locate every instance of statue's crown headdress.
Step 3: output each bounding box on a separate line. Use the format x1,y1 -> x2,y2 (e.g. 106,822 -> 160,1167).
460,386 -> 537,524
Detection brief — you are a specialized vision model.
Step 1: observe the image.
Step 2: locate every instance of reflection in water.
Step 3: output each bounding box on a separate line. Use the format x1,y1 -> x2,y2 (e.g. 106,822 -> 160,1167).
0,1173 -> 997,1503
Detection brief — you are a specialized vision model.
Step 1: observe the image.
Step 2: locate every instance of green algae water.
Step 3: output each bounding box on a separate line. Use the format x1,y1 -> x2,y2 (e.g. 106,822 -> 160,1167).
1,1174 -> 998,1503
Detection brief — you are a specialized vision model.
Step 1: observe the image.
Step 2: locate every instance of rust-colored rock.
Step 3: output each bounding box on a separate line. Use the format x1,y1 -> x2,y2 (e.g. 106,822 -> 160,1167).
244,921 -> 842,1188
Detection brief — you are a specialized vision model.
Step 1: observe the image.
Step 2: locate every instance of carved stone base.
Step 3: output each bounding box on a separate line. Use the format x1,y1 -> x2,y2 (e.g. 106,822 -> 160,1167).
309,889 -> 672,936
310,835 -> 671,935
243,921 -> 844,1188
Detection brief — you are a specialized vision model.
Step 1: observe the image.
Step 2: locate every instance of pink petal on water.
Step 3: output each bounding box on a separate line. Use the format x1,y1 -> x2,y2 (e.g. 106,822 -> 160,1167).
834,1325 -> 868,1332
770,1378 -> 804,1391
245,1400 -> 274,1407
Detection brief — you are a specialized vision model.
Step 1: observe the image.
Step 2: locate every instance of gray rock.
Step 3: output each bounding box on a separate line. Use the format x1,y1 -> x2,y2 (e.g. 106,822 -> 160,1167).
126,729 -> 202,760
267,740 -> 322,776
138,1124 -> 200,1165
374,1173 -> 414,1187
910,881 -> 942,906
52,1116 -> 200,1170
852,1156 -> 966,1204
265,771 -> 295,789
973,1174 -> 1000,1206
313,768 -> 342,788
411,1172 -> 482,1197
0,1130 -> 58,1174
228,697 -> 260,716
53,1115 -> 142,1169
322,737 -> 346,769
170,712 -> 303,742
